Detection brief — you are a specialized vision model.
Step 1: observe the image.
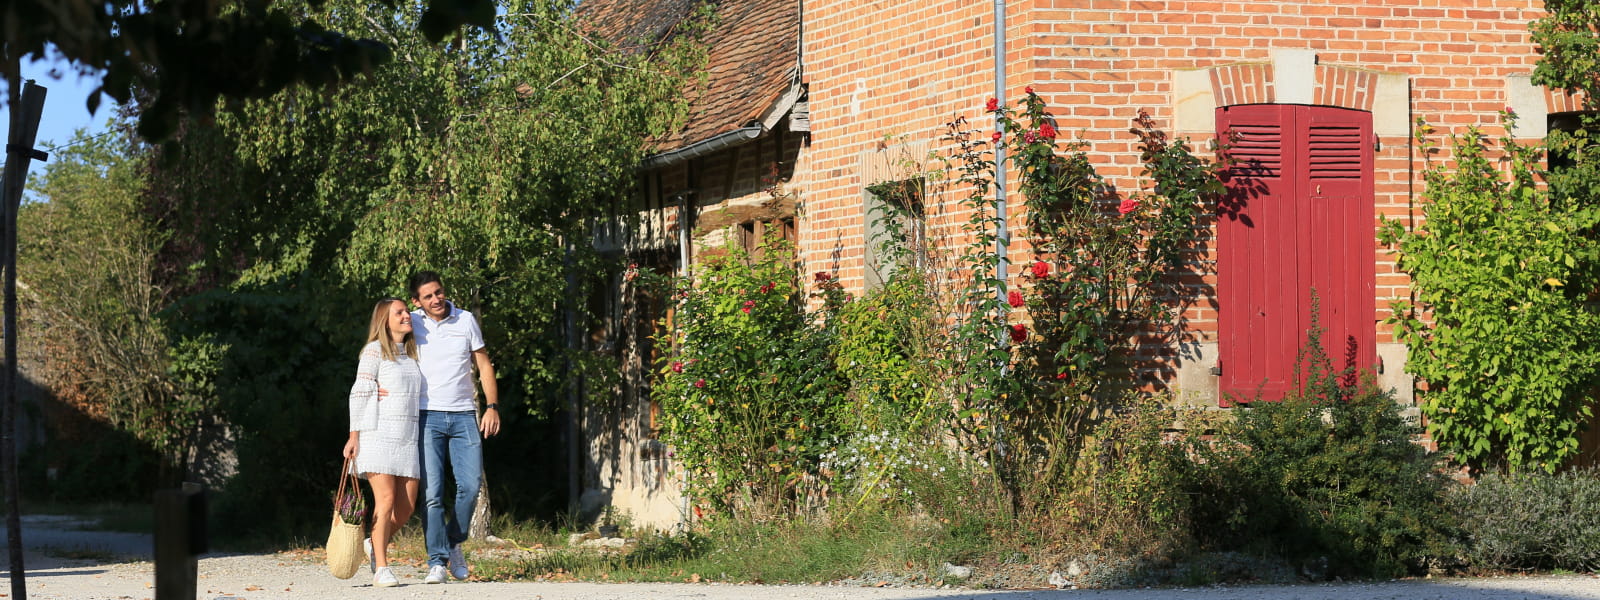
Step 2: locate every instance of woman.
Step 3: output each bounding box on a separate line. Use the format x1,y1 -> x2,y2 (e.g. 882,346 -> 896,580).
343,298 -> 423,588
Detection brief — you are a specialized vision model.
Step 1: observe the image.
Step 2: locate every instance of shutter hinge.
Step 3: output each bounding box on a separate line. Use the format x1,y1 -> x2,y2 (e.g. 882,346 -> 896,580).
1376,358 -> 1384,374
1209,366 -> 1222,376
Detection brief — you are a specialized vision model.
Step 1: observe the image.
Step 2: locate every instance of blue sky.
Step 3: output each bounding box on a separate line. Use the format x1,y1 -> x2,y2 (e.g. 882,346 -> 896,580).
2,52 -> 112,155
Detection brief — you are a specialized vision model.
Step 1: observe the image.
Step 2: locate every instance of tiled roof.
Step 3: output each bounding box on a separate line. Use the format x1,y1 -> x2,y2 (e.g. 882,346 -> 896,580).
578,0 -> 800,155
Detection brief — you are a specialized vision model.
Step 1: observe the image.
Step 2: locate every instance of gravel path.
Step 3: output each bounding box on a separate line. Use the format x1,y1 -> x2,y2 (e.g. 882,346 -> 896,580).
2,515 -> 1598,600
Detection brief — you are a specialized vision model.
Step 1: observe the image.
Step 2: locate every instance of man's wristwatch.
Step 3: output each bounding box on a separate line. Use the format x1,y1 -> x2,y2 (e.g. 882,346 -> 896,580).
485,403 -> 499,412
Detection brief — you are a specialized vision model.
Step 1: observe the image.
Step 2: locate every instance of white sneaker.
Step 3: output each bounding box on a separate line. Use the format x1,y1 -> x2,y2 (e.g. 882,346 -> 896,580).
424,565 -> 449,584
448,544 -> 469,580
373,566 -> 399,587
364,538 -> 374,573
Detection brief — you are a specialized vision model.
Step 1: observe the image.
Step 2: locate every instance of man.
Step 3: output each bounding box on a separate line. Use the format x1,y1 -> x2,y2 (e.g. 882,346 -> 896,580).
408,271 -> 500,584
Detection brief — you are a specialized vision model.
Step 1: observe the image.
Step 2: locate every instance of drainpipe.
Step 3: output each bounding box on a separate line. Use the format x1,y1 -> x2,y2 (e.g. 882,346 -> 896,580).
674,189 -> 693,529
993,0 -> 1009,321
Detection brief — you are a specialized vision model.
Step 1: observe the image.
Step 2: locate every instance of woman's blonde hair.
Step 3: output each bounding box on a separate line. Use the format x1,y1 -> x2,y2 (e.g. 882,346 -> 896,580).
366,297 -> 418,361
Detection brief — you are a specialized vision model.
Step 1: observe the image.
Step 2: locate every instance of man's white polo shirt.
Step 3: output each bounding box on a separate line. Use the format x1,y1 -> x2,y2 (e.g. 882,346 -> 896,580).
412,302 -> 486,412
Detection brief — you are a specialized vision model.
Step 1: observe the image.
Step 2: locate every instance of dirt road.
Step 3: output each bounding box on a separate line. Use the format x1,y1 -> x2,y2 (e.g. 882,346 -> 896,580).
3,515 -> 1598,600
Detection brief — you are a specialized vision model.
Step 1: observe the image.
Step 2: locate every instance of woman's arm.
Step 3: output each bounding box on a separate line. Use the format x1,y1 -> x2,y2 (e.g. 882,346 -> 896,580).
348,344 -> 382,437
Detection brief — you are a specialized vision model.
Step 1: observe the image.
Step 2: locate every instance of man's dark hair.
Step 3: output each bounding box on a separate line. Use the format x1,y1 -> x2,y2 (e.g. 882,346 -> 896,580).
408,270 -> 444,300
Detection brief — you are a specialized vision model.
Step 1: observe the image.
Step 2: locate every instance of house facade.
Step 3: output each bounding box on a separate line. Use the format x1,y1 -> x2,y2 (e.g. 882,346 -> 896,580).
580,0 -> 1585,529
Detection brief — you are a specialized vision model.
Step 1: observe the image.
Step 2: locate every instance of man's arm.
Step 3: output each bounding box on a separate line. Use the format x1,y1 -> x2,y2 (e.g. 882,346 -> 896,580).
473,348 -> 500,437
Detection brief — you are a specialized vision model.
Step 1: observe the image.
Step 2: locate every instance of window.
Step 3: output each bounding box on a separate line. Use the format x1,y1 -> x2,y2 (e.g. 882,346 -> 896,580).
863,178 -> 926,290
736,217 -> 796,262
1215,104 -> 1376,404
1548,111 -> 1596,173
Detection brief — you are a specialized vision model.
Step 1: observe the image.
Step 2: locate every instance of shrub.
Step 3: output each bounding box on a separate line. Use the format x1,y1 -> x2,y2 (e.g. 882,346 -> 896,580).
1194,303 -> 1458,579
1379,114 -> 1600,473
649,240 -> 848,517
1451,467 -> 1600,572
1045,395 -> 1212,558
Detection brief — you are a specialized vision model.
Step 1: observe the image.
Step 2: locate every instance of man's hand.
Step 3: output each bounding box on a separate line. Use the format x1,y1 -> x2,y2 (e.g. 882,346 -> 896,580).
480,407 -> 501,437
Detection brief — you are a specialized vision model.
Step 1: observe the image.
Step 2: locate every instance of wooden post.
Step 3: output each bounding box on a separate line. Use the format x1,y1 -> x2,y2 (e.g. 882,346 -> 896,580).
154,483 -> 206,600
2,76 -> 48,600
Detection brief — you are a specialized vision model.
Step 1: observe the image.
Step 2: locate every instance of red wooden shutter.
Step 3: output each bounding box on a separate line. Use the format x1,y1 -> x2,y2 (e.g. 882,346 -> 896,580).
1215,105 -> 1375,404
1217,105 -> 1297,402
1303,107 -> 1376,390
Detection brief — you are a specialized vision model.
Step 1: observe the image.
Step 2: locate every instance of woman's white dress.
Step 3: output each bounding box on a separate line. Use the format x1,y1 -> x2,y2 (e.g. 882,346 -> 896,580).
348,341 -> 422,479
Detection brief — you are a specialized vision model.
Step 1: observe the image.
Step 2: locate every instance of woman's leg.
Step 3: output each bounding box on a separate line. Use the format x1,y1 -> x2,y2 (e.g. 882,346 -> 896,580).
367,473 -> 399,568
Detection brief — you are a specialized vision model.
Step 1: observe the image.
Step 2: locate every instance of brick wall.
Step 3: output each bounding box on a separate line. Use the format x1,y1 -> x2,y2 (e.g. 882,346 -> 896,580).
800,0 -> 1554,402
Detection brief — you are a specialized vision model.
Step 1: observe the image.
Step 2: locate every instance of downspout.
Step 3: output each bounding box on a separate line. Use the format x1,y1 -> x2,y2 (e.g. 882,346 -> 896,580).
676,175 -> 696,529
991,0 -> 1012,479
993,0 -> 1009,321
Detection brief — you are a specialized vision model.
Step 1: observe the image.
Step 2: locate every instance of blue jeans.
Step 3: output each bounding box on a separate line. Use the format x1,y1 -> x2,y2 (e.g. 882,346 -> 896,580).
419,410 -> 482,567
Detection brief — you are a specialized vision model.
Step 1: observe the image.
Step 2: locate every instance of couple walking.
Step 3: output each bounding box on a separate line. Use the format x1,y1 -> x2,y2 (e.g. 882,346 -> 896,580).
342,271 -> 501,587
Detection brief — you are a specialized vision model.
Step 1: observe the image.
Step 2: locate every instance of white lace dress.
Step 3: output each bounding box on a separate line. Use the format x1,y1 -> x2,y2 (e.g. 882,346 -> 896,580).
348,341 -> 422,479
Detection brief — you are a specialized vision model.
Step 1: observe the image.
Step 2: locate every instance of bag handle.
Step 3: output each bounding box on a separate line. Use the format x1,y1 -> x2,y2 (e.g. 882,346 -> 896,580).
335,457 -> 360,508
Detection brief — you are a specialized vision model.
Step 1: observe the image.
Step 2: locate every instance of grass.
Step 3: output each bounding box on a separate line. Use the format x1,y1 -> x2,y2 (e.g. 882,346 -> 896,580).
433,508 -> 998,586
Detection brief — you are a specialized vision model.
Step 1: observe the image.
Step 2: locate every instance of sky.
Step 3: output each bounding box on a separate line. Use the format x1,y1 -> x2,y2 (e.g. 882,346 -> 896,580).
1,52 -> 112,156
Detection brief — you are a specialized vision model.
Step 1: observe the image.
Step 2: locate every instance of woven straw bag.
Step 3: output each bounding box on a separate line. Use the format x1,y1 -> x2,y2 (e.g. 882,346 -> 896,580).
325,459 -> 366,579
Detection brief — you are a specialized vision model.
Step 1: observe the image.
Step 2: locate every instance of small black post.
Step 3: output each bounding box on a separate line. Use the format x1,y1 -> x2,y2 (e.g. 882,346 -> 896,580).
153,483 -> 206,600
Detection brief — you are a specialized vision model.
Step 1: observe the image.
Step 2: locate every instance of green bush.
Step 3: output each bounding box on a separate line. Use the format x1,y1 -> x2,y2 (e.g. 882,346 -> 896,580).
1195,306 -> 1458,579
1379,115 -> 1600,473
1451,467 -> 1600,572
649,240 -> 849,517
164,280 -> 362,543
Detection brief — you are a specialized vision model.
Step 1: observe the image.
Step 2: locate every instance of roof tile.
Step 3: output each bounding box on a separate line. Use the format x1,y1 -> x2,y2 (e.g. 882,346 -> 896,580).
579,0 -> 799,154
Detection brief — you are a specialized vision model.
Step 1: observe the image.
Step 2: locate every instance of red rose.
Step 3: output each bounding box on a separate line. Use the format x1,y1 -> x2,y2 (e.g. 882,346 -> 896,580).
815,271 -> 831,282
1007,290 -> 1024,308
1504,105 -> 1516,116
985,97 -> 999,112
1055,372 -> 1068,380
671,361 -> 684,373
992,131 -> 1002,143
1031,260 -> 1049,279
1025,85 -> 1034,94
1118,198 -> 1140,215
1009,323 -> 1028,344
694,379 -> 706,389
1039,123 -> 1056,138
1023,131 -> 1038,144
742,300 -> 755,314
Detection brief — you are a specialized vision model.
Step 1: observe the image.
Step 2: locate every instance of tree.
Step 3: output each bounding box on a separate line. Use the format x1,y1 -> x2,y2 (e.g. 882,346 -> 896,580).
20,125 -> 219,484
1,0 -> 497,140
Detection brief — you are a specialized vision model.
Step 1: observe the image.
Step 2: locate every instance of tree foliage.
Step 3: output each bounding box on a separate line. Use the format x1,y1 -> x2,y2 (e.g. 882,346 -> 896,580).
19,125 -> 219,483
156,0 -> 704,410
1,0 -> 497,139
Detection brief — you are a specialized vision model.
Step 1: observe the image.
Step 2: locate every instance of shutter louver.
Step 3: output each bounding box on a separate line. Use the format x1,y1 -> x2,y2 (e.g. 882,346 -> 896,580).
1227,124 -> 1284,178
1307,125 -> 1363,179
